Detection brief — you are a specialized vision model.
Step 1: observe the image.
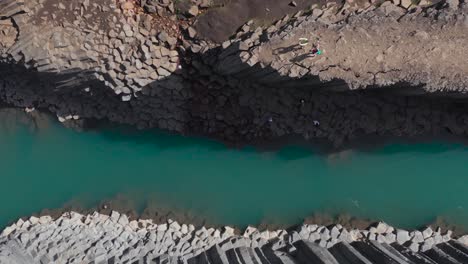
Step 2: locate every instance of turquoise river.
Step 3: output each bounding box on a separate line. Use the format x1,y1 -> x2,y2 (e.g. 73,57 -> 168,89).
1,112 -> 467,230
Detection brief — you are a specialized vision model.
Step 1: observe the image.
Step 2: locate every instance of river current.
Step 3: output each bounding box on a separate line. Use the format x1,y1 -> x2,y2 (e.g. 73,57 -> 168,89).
1,111 -> 467,230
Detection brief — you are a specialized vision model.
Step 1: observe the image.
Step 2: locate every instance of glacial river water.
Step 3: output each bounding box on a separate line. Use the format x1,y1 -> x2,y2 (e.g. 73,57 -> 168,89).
1,112 -> 467,230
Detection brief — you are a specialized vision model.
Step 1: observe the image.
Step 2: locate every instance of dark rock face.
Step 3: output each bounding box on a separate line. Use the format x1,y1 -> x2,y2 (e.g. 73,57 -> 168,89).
4,61 -> 468,147
1,0 -> 468,147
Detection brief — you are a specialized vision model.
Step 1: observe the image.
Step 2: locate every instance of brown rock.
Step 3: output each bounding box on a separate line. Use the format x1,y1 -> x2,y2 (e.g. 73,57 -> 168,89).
401,0 -> 412,8
121,1 -> 134,10
188,5 -> 199,17
187,27 -> 197,38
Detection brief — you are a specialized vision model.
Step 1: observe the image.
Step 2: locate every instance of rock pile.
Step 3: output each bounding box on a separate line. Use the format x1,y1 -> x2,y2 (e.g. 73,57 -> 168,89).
0,211 -> 467,263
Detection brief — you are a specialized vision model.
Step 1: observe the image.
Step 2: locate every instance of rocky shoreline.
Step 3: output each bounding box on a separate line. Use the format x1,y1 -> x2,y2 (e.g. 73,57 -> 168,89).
1,211 -> 468,263
0,0 -> 468,147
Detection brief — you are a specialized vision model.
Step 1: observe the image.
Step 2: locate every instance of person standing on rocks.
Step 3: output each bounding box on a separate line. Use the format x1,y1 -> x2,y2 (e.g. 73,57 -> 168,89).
298,37 -> 322,57
309,41 -> 322,57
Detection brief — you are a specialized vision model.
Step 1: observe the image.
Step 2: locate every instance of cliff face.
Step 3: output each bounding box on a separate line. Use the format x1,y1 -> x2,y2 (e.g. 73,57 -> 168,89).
1,0 -> 468,146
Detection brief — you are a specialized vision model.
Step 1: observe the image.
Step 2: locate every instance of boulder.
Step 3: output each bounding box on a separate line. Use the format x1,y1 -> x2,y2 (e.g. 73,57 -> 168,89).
181,224 -> 188,234
243,226 -> 257,237
385,233 -> 396,244
447,0 -> 459,9
330,226 -> 340,239
169,221 -> 181,232
222,226 -> 235,238
157,224 -> 168,232
422,227 -> 433,239
458,235 -> 468,246
411,231 -> 424,243
187,27 -> 197,38
309,232 -> 320,242
375,222 -> 389,234
401,0 -> 412,8
396,230 -> 410,245
187,5 -> 199,17
442,230 -> 452,242
409,242 -> 420,252
320,228 -> 331,241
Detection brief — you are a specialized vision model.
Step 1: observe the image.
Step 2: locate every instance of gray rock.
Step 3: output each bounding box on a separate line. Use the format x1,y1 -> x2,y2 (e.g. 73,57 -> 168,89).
385,233 -> 396,244
157,68 -> 171,77
118,215 -> 129,226
433,233 -> 443,244
442,230 -> 452,242
298,226 -> 310,239
123,24 -> 133,37
458,235 -> 468,246
447,0 -> 459,9
158,31 -> 169,43
318,239 -> 327,248
409,242 -> 420,252
110,211 -> 120,222
166,36 -> 177,46
377,234 -> 386,244
308,232 -> 320,242
411,231 -> 424,243
320,229 -> 331,241
337,229 -> 352,243
396,230 -> 410,245
375,222 -> 389,234
330,226 -> 340,239
422,227 -> 433,239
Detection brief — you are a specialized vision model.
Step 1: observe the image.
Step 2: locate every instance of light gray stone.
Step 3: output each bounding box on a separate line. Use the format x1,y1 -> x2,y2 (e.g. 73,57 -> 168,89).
409,242 -> 420,252
330,226 -> 340,239
422,227 -> 433,239
411,231 -> 424,243
396,230 -> 410,245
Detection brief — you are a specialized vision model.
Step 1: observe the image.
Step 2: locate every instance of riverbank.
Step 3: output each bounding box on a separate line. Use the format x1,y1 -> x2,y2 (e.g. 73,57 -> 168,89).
1,211 -> 468,263
1,0 -> 468,147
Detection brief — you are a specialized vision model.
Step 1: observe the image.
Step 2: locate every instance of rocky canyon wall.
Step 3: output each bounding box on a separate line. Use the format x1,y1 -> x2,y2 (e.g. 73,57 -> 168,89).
1,0 -> 468,146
